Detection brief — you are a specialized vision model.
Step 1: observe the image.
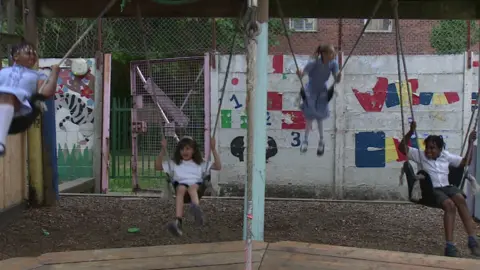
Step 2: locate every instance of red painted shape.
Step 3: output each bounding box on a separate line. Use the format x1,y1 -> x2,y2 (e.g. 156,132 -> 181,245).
267,92 -> 283,111
231,77 -> 239,85
272,55 -> 284,74
473,61 -> 479,67
408,79 -> 420,105
352,77 -> 388,112
281,111 -> 305,130
392,138 -> 413,162
444,92 -> 460,104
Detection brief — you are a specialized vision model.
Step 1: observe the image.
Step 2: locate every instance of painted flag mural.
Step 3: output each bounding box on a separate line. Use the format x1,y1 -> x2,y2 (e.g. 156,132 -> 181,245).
355,131 -> 435,168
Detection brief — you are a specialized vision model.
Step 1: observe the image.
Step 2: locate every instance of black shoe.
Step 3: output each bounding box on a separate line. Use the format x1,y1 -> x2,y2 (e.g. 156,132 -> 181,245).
444,244 -> 458,257
167,219 -> 183,237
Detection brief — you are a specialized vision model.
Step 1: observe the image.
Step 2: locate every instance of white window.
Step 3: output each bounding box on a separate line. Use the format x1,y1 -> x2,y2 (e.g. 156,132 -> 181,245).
364,19 -> 393,33
289,18 -> 317,32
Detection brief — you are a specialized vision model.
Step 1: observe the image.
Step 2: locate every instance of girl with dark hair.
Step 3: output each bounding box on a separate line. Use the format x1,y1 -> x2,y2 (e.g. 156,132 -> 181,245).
155,136 -> 221,236
398,121 -> 479,257
0,41 -> 60,155
296,44 -> 341,156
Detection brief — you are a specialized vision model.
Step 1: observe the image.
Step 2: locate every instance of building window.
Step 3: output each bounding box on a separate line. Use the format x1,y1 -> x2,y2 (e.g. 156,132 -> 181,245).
289,18 -> 317,32
364,19 -> 393,33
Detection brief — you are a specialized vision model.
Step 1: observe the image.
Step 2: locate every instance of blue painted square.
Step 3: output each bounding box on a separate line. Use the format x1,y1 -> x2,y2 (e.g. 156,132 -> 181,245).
385,83 -> 399,108
355,132 -> 385,168
419,92 -> 433,105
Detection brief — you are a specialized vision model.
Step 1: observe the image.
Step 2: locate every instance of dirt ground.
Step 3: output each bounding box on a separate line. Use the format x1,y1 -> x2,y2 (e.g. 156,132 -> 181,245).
0,196 -> 479,260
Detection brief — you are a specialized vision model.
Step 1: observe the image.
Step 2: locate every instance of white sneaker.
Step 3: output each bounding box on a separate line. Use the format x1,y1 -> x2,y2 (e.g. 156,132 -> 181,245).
300,141 -> 308,153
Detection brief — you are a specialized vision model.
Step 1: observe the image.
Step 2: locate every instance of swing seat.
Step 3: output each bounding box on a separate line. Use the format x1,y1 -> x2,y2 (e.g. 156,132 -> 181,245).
8,94 -> 47,135
403,161 -> 466,208
299,85 -> 335,103
166,174 -> 211,204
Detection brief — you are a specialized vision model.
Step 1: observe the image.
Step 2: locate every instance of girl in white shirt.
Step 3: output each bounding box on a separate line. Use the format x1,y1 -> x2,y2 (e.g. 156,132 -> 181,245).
398,121 -> 478,258
155,136 -> 221,236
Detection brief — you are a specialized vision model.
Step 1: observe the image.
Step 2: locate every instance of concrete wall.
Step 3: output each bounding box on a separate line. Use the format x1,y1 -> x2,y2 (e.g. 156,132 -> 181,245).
39,58 -> 96,183
211,53 -> 476,200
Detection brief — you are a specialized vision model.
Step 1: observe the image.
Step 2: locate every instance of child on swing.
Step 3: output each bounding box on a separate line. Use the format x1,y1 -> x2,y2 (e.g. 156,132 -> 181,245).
398,121 -> 479,257
296,44 -> 341,156
155,136 -> 221,236
0,41 -> 59,156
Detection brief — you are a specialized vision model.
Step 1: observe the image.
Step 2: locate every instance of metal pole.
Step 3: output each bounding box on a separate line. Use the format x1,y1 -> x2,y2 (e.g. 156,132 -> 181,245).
475,20 -> 480,220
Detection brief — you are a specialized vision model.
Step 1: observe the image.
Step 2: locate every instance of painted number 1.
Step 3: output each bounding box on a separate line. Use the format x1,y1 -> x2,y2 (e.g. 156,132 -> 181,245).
291,132 -> 301,147
230,94 -> 243,109
266,112 -> 271,126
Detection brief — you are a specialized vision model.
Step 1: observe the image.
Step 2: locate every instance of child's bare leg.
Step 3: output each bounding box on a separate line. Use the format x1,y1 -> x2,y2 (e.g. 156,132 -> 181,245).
0,94 -> 17,155
315,118 -> 324,156
188,184 -> 204,225
168,185 -> 187,236
451,193 -> 479,256
300,120 -> 313,153
440,198 -> 457,256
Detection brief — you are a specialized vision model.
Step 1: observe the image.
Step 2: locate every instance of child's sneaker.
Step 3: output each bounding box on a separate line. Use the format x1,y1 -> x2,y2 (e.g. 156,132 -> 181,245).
317,141 -> 324,156
300,141 -> 308,153
0,143 -> 5,157
444,244 -> 458,257
167,219 -> 183,237
190,204 -> 205,226
468,236 -> 479,257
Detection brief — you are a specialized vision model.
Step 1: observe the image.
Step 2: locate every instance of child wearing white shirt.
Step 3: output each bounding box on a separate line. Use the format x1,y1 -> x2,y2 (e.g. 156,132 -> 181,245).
155,136 -> 221,236
398,121 -> 479,257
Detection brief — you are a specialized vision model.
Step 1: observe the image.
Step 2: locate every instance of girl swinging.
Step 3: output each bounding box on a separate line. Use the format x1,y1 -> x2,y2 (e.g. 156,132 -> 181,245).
399,121 -> 479,257
297,44 -> 341,156
155,136 -> 221,236
0,41 -> 60,155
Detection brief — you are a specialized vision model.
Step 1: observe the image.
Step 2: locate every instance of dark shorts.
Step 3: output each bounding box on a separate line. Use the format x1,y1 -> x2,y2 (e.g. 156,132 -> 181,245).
432,185 -> 464,207
173,182 -> 202,189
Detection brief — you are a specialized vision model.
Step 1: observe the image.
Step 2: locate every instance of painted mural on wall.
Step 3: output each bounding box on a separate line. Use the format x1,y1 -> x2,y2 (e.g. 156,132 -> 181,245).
40,58 -> 96,181
353,77 -> 460,112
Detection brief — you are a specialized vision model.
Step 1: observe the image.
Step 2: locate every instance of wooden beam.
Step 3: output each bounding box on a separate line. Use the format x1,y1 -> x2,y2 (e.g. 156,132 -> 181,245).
0,33 -> 22,45
34,0 -> 479,19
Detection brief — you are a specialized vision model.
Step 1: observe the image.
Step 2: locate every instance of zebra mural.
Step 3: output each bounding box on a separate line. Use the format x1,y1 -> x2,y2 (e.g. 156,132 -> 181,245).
54,92 -> 95,144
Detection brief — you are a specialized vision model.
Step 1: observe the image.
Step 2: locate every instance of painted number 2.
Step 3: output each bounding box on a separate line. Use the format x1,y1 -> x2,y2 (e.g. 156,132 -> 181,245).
291,132 -> 301,147
230,94 -> 243,109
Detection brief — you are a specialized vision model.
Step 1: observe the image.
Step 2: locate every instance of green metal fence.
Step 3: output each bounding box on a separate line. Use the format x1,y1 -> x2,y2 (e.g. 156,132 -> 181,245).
109,97 -> 167,192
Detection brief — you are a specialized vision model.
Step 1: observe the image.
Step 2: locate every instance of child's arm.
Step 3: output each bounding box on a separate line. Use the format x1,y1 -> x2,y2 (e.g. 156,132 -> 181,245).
457,131 -> 477,167
297,62 -> 315,79
331,61 -> 341,83
155,139 -> 168,171
210,137 -> 221,171
37,65 -> 60,98
398,121 -> 421,163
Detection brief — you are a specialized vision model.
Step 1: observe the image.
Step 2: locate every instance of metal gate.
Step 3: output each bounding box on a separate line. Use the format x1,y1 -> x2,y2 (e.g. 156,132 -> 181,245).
129,55 -> 209,191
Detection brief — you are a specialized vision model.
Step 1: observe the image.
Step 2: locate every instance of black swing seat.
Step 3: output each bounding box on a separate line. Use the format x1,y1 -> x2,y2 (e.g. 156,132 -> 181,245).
403,161 -> 466,208
8,94 -> 47,135
166,173 -> 212,204
299,84 -> 335,103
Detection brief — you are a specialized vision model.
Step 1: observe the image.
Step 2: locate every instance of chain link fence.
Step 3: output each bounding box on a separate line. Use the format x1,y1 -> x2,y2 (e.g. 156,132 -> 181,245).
3,18 -> 471,59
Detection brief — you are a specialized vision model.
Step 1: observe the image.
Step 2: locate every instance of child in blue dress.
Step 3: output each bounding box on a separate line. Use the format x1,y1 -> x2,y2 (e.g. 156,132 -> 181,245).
297,44 -> 341,156
0,41 -> 59,155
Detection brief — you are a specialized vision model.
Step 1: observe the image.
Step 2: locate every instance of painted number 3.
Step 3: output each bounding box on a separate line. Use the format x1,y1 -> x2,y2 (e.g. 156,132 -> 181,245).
291,132 -> 301,147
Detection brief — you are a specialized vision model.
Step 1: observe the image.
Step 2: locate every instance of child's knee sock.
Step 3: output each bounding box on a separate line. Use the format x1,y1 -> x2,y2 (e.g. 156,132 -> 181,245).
316,119 -> 324,142
0,104 -> 15,154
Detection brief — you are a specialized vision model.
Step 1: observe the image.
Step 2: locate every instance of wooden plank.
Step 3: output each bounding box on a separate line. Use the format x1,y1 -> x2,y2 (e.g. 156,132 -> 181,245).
260,250 -> 459,270
10,135 -> 25,206
38,241 -> 268,264
38,263 -> 261,270
0,257 -> 43,270
4,136 -> 13,208
39,250 -> 265,270
268,241 -> 480,270
0,33 -> 22,45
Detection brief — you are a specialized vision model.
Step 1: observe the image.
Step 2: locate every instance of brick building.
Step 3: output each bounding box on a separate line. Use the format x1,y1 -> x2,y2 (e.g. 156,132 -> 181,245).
270,19 -> 441,56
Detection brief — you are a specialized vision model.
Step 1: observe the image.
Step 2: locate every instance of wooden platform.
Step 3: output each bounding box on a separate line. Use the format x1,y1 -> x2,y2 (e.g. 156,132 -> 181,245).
1,241 -> 480,269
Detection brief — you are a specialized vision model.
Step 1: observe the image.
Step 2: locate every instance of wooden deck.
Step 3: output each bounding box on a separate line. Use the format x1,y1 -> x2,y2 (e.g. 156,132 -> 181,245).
1,241 -> 480,270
